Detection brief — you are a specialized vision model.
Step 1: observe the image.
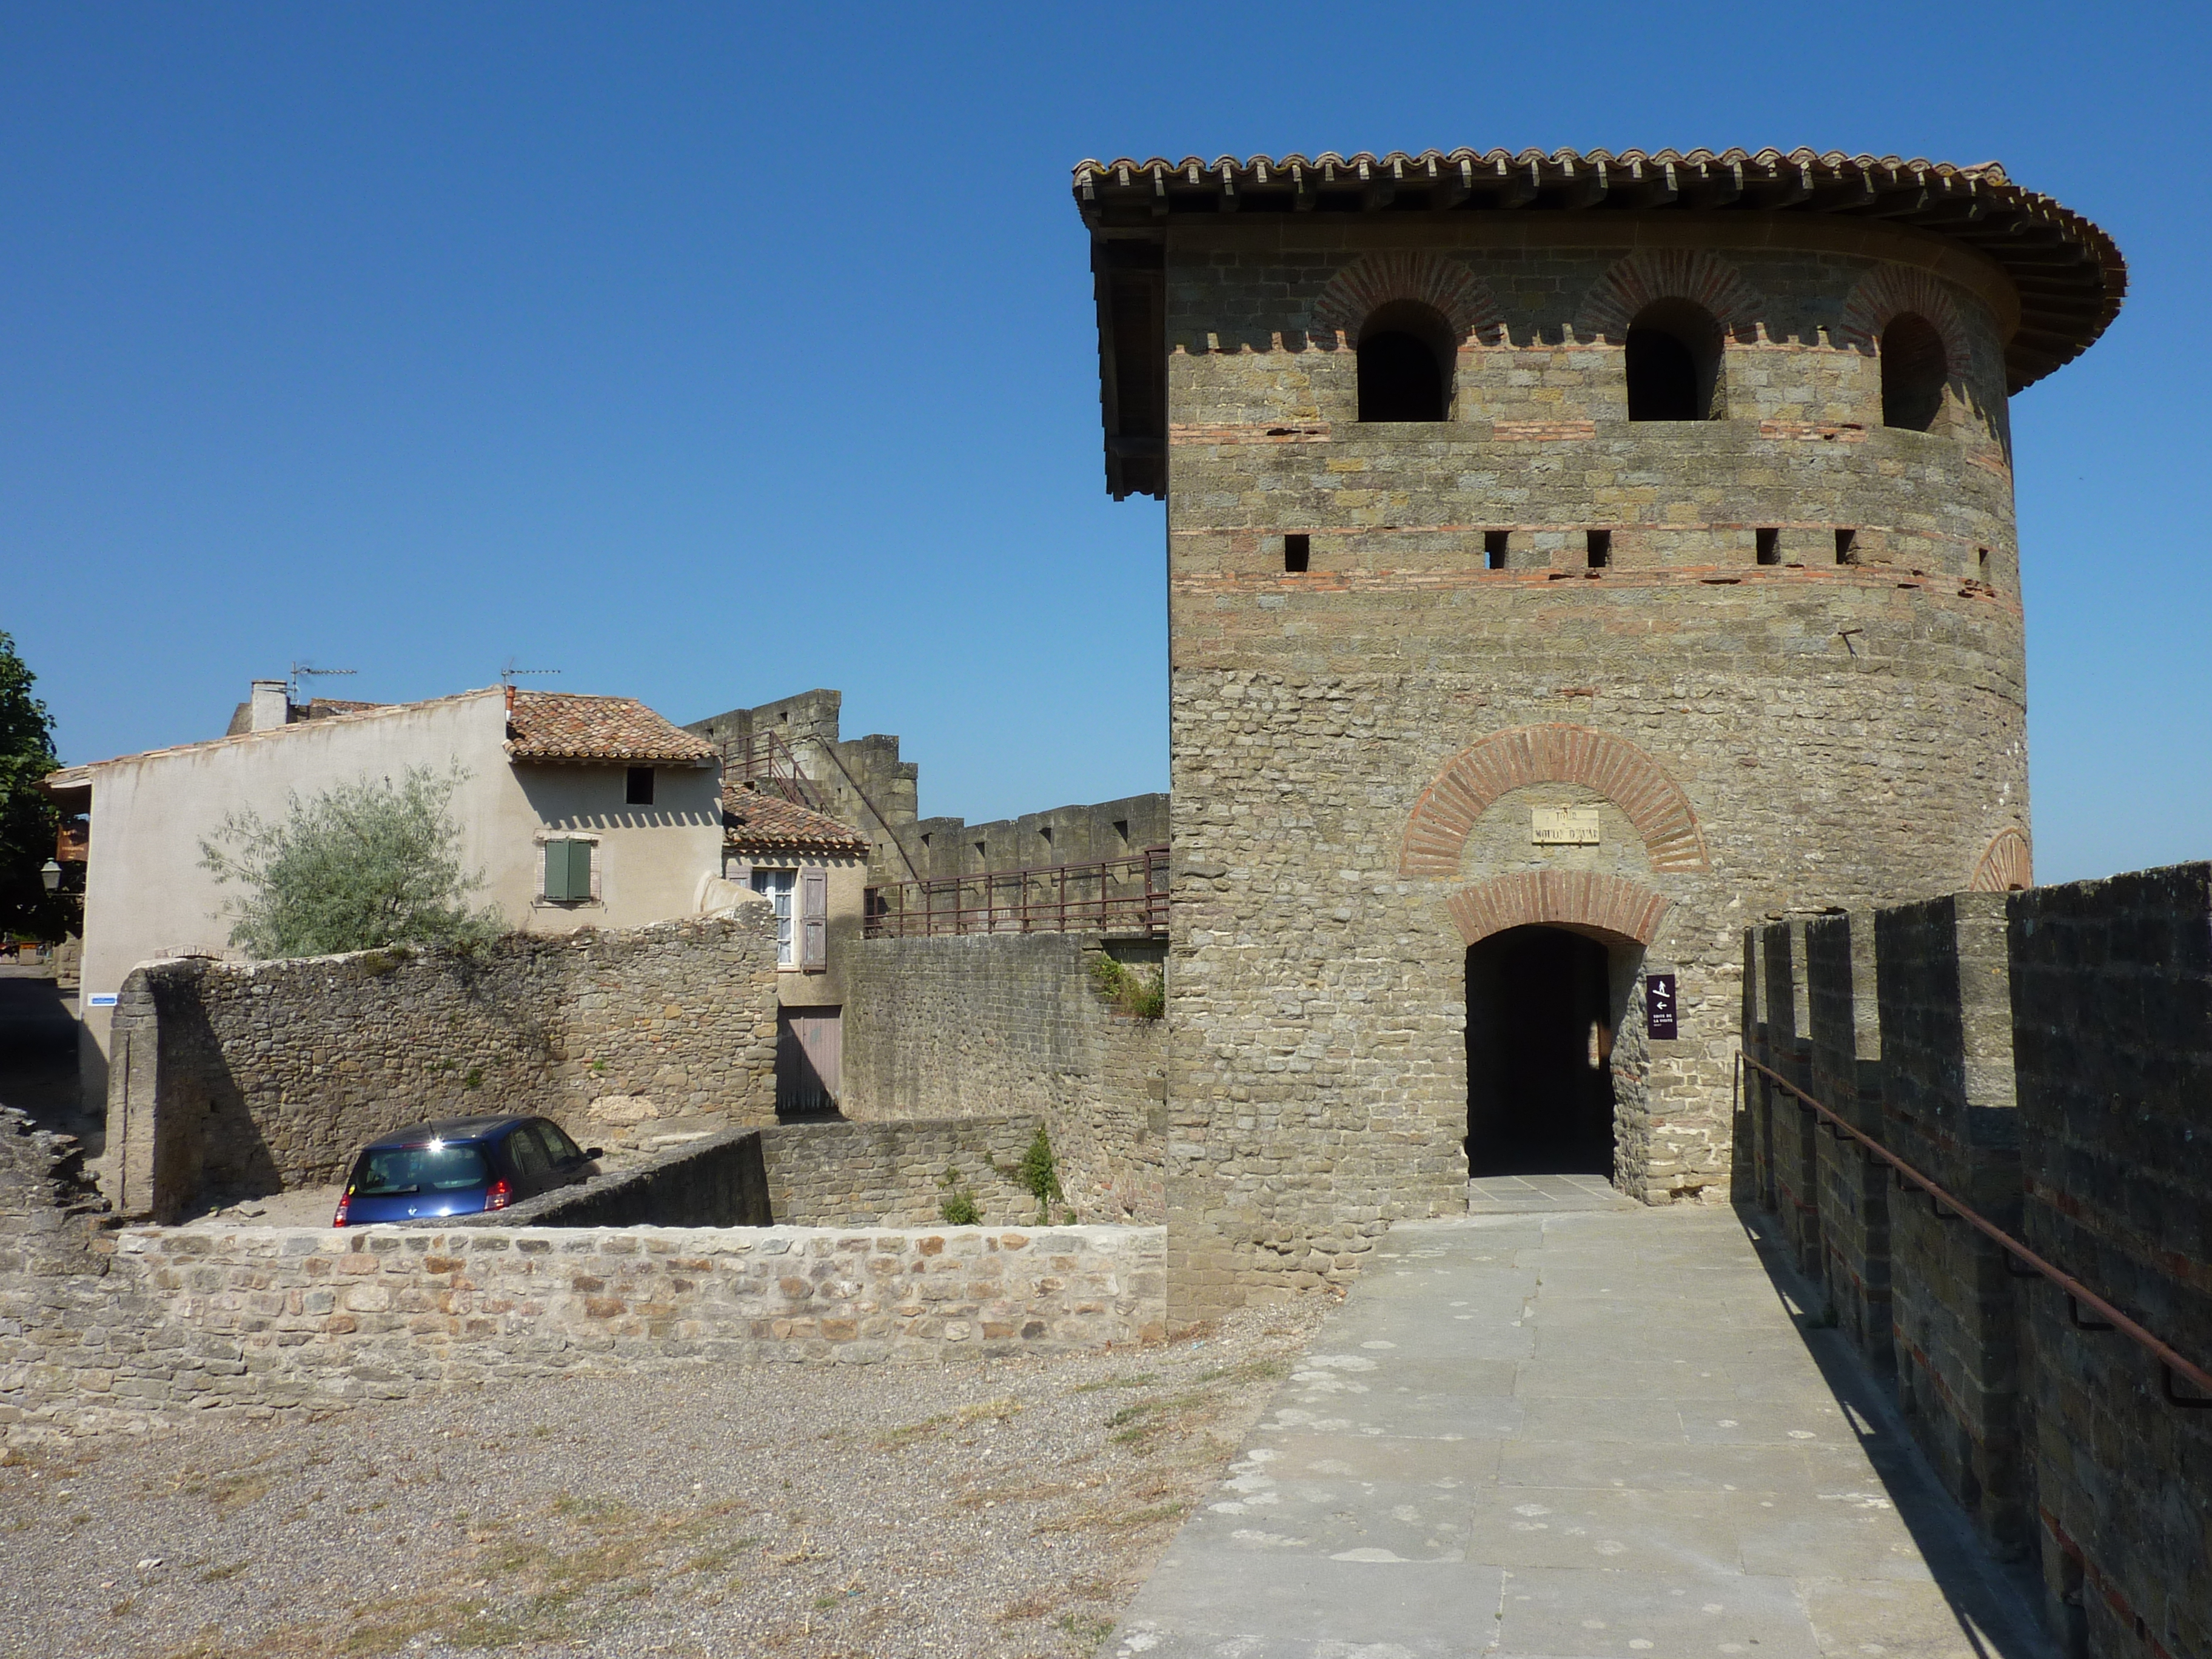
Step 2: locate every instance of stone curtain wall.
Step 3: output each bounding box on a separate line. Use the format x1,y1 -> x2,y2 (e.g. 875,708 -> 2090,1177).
106,911 -> 782,1222
2008,866 -> 2212,1659
2,1222 -> 1165,1440
1743,863 -> 2212,1659
840,936 -> 1166,1224
760,1118 -> 1045,1229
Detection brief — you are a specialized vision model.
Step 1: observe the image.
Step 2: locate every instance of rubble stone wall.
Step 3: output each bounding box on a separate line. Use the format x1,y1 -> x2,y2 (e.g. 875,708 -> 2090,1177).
840,935 -> 1166,1224
760,1116 -> 1045,1229
104,910 -> 782,1222
1,1221 -> 1163,1440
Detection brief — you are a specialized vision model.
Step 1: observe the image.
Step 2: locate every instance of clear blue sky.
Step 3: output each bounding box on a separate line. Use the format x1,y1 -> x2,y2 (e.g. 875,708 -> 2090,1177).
4,2 -> 2204,881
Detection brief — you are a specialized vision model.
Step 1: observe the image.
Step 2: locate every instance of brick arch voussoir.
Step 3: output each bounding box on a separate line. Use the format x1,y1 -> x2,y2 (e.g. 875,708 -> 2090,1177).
1400,723 -> 1710,878
1446,871 -> 1672,948
1310,251 -> 1505,349
1968,827 -> 2033,893
1835,266 -> 1970,376
1574,247 -> 1768,344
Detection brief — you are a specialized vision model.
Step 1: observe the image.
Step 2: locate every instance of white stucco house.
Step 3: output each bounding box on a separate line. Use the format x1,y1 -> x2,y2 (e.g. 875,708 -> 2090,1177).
47,683 -> 730,1107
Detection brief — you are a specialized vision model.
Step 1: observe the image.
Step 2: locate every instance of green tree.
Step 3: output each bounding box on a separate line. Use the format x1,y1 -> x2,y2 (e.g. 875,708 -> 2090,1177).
199,763 -> 504,959
0,632 -> 65,940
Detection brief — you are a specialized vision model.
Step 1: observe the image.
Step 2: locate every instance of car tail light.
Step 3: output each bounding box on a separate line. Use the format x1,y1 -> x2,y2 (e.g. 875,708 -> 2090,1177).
484,1178 -> 513,1212
332,1191 -> 350,1228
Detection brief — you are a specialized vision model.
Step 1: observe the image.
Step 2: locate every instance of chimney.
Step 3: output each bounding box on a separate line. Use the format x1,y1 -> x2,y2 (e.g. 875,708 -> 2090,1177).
249,680 -> 290,732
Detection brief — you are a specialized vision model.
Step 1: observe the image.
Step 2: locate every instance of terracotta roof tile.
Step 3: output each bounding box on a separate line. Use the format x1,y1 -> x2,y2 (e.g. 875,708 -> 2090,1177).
505,691 -> 717,765
722,785 -> 871,852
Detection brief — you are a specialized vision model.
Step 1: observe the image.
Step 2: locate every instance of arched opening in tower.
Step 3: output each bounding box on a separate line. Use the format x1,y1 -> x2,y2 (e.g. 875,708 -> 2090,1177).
1356,300 -> 1454,421
1465,925 -> 1617,1178
1624,299 -> 1723,421
1879,312 -> 1948,432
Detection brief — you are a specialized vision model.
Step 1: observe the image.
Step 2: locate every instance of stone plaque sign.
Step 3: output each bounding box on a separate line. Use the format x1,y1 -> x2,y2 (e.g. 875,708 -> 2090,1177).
1646,973 -> 1678,1041
1531,805 -> 1601,845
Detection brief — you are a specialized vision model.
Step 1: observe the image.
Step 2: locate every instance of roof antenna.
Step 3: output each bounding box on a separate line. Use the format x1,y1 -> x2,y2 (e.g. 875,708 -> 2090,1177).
289,661 -> 357,703
499,658 -> 561,712
499,659 -> 562,688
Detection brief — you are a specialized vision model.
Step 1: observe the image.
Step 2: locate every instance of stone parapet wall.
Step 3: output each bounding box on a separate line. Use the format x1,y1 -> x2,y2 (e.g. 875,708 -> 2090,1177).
1744,864 -> 2212,1659
104,910 -> 782,1222
840,935 -> 1165,1224
2007,865 -> 2212,1659
761,1117 -> 1045,1229
2,1221 -> 1164,1440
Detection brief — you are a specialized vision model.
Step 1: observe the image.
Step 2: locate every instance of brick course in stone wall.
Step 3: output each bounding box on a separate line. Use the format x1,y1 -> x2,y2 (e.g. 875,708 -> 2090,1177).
1153,216 -> 2035,1322
105,910 -> 782,1222
840,935 -> 1165,1224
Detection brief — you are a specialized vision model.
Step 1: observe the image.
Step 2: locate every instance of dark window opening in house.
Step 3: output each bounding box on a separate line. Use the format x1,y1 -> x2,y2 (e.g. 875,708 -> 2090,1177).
1880,312 -> 1948,432
1755,528 -> 1780,566
1112,819 -> 1130,845
1466,926 -> 1617,1178
974,842 -> 987,860
1284,534 -> 1311,572
1356,300 -> 1455,422
1977,546 -> 1991,578
1586,530 -> 1611,570
1835,528 -> 1858,565
625,766 -> 655,806
1485,531 -> 1510,570
1624,299 -> 1723,421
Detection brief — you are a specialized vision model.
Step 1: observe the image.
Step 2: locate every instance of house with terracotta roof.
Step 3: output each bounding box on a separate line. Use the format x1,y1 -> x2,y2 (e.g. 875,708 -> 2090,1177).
719,782 -> 871,1114
47,683 -> 731,1107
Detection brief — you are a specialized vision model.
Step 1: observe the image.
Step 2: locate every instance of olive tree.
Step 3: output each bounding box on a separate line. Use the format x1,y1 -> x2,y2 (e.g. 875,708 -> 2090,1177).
199,763 -> 504,959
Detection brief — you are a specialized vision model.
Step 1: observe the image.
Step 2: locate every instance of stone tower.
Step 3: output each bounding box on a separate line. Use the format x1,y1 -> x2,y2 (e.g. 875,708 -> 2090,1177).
1073,147 -> 2123,1321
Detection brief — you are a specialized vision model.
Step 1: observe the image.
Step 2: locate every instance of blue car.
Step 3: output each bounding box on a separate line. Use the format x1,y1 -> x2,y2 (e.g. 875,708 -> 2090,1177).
333,1114 -> 602,1226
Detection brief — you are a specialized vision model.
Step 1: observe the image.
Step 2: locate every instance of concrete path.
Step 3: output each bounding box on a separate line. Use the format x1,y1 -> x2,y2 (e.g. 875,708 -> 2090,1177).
1110,1207 -> 2046,1659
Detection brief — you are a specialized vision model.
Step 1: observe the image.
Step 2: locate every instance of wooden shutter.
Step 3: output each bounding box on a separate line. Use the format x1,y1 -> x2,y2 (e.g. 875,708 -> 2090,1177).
545,839 -> 591,901
800,867 -> 828,970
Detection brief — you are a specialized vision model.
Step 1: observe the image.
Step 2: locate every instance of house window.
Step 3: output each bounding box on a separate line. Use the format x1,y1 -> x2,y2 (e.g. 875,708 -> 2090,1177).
544,839 -> 594,902
1879,312 -> 1947,432
751,868 -> 797,965
626,766 -> 655,806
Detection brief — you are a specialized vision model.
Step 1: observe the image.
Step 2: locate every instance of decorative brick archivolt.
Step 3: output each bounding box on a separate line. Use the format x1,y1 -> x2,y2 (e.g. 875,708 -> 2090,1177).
1310,252 -> 1504,348
1574,248 -> 1767,344
1400,724 -> 1709,877
1835,265 -> 1969,374
1968,826 -> 2033,893
1445,871 -> 1672,948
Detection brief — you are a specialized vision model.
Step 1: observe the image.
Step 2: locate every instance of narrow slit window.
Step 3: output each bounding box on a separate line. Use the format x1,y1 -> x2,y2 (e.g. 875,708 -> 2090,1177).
625,766 -> 655,806
1977,546 -> 1991,578
1755,529 -> 1780,566
1284,534 -> 1310,572
1586,530 -> 1611,570
1484,530 -> 1509,571
1835,528 -> 1857,565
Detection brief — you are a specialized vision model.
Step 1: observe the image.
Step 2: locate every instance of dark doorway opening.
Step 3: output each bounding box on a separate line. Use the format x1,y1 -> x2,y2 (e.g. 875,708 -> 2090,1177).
1466,926 -> 1616,1176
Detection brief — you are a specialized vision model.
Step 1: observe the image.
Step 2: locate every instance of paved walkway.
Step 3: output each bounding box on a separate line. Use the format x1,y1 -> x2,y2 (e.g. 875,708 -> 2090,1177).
1110,1206 -> 2046,1659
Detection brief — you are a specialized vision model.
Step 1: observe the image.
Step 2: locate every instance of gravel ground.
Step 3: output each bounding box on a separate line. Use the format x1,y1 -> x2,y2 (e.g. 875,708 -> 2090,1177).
0,1299 -> 1327,1658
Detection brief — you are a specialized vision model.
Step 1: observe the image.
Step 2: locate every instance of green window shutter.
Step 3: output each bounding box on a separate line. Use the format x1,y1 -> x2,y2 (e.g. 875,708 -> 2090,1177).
545,839 -> 592,901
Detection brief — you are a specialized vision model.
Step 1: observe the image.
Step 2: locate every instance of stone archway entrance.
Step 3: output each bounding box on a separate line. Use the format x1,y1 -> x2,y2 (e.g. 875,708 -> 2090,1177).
1465,925 -> 1618,1177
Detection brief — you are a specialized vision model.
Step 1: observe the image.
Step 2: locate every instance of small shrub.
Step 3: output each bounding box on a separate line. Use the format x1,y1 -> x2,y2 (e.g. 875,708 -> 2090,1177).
462,1068 -> 484,1091
1017,1126 -> 1063,1224
1087,953 -> 1164,1020
940,1190 -> 981,1226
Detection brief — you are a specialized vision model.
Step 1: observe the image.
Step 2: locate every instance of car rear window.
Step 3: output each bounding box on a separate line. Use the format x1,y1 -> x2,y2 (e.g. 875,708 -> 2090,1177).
352,1144 -> 490,1196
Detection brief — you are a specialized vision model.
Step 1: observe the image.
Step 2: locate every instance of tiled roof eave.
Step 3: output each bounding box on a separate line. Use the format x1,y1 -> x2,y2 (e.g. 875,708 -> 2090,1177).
1073,148 -> 2123,497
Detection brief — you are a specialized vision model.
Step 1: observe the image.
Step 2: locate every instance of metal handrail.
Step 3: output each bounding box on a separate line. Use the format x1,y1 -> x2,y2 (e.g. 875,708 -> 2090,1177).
1739,1050 -> 2212,1407
864,846 -> 1168,939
